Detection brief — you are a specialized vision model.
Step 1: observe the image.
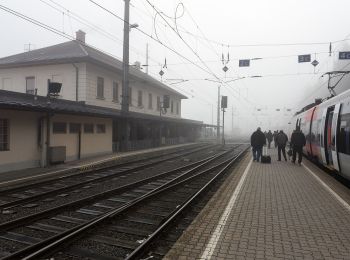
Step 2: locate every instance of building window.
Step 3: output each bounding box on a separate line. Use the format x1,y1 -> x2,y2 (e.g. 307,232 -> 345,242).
176,102 -> 179,115
171,100 -> 174,113
128,87 -> 132,106
157,96 -> 160,111
96,124 -> 106,133
53,122 -> 67,134
26,76 -> 35,94
84,123 -> 94,134
138,90 -> 143,107
97,77 -> 104,99
148,93 -> 153,109
2,78 -> 12,90
112,82 -> 119,102
0,119 -> 9,151
69,123 -> 81,133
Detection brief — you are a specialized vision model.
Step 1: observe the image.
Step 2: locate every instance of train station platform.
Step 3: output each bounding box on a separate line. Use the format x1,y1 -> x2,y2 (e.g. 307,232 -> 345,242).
0,143 -> 196,190
165,148 -> 350,259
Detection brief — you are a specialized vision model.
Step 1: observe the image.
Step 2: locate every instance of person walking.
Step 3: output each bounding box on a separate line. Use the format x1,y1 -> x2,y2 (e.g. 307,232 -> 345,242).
276,130 -> 288,161
266,130 -> 273,149
290,127 -> 306,165
250,127 -> 266,162
273,130 -> 278,148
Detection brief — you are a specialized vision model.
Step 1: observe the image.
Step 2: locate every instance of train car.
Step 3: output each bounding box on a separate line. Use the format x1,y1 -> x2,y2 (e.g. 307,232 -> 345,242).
291,88 -> 350,180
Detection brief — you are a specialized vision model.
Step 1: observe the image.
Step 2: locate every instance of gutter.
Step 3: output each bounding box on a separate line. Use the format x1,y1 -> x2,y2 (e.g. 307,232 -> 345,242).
72,63 -> 79,101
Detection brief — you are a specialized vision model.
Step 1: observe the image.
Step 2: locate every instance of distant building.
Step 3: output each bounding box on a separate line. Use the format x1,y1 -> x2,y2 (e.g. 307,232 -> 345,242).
0,31 -> 202,173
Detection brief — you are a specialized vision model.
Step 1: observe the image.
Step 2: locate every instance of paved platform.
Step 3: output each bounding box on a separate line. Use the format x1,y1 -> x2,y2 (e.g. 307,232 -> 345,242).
165,148 -> 350,259
0,143 -> 196,189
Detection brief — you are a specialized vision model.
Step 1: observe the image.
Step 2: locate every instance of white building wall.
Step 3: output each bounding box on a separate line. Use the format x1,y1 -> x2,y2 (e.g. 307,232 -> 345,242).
50,114 -> 113,161
0,110 -> 42,173
85,63 -> 122,110
85,63 -> 182,118
0,63 -> 87,102
0,109 -> 113,173
0,61 -> 182,117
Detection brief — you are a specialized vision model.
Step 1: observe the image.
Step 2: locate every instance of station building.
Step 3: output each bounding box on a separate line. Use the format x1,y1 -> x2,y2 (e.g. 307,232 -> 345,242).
0,31 -> 202,173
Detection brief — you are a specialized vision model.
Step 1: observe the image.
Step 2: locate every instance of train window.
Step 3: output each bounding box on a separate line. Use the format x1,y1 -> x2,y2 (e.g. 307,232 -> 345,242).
338,113 -> 350,155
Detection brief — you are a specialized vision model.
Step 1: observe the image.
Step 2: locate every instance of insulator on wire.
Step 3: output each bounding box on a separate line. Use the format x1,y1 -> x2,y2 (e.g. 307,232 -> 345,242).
329,42 -> 332,57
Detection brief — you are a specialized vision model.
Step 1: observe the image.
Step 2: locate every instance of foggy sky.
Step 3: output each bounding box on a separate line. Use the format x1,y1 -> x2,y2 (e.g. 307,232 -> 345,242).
1,0 -> 350,137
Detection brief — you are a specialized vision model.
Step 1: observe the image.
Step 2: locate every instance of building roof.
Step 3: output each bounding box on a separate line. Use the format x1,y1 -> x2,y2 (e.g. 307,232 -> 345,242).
0,90 -> 202,126
0,41 -> 187,99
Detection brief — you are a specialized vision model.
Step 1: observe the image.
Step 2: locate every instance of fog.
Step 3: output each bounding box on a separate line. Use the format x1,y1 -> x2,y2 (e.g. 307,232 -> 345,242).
1,0 -> 350,138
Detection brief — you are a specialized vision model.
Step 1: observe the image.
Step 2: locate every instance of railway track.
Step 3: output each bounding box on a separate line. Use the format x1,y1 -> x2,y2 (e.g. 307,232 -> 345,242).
0,143 -> 216,218
0,144 -> 248,260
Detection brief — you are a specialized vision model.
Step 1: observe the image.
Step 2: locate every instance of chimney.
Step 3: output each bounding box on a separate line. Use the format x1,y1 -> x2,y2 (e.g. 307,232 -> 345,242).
76,30 -> 86,43
133,61 -> 141,70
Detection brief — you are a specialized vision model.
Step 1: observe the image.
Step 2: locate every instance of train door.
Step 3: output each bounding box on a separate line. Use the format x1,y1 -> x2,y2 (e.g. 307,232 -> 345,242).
331,103 -> 341,171
320,109 -> 328,164
321,106 -> 335,167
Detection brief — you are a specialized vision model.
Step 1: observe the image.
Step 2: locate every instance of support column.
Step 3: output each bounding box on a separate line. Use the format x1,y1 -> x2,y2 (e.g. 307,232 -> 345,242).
121,0 -> 130,151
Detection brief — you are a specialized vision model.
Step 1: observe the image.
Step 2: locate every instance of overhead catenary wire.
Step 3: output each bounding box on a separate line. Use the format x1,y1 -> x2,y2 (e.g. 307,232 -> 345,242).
89,0 -> 256,109
0,3 -> 217,104
87,0 -> 217,79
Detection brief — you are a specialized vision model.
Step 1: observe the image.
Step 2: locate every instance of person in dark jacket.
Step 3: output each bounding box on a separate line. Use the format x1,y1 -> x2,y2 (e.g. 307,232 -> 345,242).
276,130 -> 288,161
273,130 -> 278,148
266,130 -> 273,149
290,127 -> 306,165
250,127 -> 266,162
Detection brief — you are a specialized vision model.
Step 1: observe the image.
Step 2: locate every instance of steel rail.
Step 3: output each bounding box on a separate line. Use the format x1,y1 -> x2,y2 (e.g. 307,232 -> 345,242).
125,146 -> 248,259
0,144 -> 215,209
0,143 -> 209,195
0,147 -> 232,233
1,147 -> 240,260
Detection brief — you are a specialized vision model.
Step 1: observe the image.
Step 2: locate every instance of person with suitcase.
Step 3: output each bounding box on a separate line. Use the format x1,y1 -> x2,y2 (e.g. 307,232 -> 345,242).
250,127 -> 266,162
261,145 -> 271,163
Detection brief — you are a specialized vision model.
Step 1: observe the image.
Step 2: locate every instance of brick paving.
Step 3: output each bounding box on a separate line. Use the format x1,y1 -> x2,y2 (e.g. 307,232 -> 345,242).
164,149 -> 350,259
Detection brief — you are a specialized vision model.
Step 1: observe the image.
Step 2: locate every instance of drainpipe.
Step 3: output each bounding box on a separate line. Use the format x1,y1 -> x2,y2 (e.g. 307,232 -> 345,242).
72,64 -> 79,101
46,112 -> 51,167
78,129 -> 81,160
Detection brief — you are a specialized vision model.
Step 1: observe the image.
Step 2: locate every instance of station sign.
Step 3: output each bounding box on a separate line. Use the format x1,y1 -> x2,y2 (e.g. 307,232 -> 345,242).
239,59 -> 250,67
339,52 -> 350,60
298,54 -> 311,63
311,60 -> 319,67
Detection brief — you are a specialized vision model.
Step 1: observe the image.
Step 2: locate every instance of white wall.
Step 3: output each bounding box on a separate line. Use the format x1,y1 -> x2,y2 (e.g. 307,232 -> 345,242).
0,109 -> 113,173
85,63 -> 182,118
0,62 -> 182,118
50,114 -> 113,161
0,63 -> 87,101
0,110 -> 42,173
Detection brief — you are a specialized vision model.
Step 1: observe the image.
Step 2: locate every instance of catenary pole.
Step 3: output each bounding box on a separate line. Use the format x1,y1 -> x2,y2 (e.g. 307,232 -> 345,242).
121,0 -> 130,151
217,85 -> 221,141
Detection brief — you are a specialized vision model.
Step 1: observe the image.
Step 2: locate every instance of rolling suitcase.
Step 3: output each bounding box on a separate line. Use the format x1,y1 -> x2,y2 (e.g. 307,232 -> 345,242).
261,146 -> 271,164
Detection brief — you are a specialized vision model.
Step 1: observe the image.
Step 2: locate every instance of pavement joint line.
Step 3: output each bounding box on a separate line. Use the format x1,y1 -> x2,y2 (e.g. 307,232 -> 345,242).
302,163 -> 350,213
200,158 -> 253,260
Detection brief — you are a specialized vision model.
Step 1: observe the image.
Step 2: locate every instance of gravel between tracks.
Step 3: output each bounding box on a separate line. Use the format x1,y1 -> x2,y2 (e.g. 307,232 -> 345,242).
0,146 -> 221,223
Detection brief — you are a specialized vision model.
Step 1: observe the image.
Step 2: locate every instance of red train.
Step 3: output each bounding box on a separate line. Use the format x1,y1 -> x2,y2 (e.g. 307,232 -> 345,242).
291,88 -> 350,180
